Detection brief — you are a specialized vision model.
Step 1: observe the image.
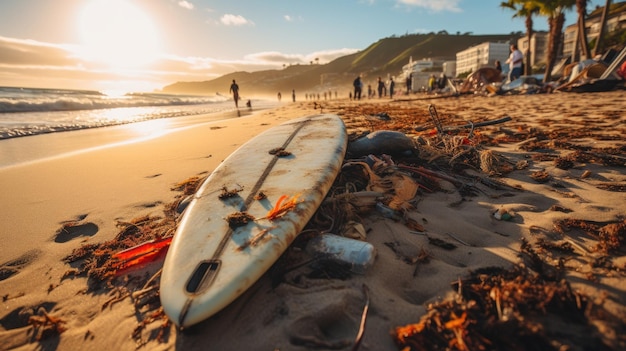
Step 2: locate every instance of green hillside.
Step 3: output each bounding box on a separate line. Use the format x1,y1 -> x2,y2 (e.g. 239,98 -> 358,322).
161,32 -> 520,96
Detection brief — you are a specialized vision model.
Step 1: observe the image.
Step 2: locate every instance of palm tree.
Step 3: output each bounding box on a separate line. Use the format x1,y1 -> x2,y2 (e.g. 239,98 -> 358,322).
534,0 -> 576,82
593,0 -> 612,57
576,0 -> 591,59
501,0 -> 541,75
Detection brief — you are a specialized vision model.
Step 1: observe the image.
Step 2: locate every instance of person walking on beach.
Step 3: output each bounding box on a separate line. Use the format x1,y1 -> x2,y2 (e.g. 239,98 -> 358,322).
229,79 -> 240,108
505,44 -> 523,82
353,76 -> 362,100
389,77 -> 395,99
377,77 -> 384,98
405,73 -> 412,94
292,89 -> 296,102
428,74 -> 436,92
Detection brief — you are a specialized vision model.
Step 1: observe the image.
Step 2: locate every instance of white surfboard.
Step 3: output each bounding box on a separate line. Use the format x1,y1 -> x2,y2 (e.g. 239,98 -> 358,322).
160,114 -> 347,328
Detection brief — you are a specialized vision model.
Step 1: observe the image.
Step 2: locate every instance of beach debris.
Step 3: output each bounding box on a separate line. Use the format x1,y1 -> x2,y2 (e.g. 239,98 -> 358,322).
352,284 -> 370,351
111,236 -> 173,273
393,264 -> 617,351
262,193 -> 301,220
305,234 -> 376,274
347,130 -> 417,157
553,218 -> 626,254
580,170 -> 592,179
368,112 -> 391,121
530,170 -> 551,183
493,207 -> 513,221
445,232 -> 473,246
226,211 -> 255,228
500,75 -> 545,94
218,185 -> 244,199
170,175 -> 204,194
238,227 -> 275,251
549,204 -> 573,213
342,220 -> 368,240
343,157 -> 420,211
28,307 -> 67,341
459,67 -> 503,94
254,191 -> 268,200
269,147 -> 292,157
375,202 -> 403,221
64,211 -> 177,286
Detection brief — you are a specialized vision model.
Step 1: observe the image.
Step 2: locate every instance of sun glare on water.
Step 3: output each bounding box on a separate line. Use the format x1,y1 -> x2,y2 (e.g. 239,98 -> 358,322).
77,0 -> 160,69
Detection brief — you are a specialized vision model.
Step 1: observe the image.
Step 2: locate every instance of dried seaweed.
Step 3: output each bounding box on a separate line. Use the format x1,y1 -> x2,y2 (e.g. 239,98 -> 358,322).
393,264 -> 617,351
553,219 -> 626,254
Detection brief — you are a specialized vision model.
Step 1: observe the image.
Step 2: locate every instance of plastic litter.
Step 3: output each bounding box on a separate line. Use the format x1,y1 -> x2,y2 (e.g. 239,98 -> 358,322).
305,233 -> 377,274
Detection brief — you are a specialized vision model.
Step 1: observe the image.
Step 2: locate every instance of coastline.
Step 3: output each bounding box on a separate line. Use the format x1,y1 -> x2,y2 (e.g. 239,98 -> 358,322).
1,92 -> 625,350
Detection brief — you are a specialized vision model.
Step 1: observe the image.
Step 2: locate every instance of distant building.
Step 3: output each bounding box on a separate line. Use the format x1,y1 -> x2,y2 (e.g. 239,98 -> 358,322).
400,58 -> 445,91
517,32 -> 549,69
401,58 -> 444,74
455,42 -> 510,76
563,1 -> 626,59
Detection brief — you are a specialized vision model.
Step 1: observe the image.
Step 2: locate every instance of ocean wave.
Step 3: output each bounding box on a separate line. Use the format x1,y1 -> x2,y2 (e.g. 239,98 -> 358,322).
0,87 -> 228,113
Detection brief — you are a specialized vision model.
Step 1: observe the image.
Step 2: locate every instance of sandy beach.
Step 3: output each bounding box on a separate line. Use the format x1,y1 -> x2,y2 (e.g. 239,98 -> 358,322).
1,91 -> 625,350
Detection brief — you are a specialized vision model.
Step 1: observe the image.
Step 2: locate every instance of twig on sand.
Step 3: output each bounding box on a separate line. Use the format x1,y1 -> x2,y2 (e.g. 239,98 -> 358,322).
446,232 -> 473,247
415,115 -> 512,132
352,284 -> 370,351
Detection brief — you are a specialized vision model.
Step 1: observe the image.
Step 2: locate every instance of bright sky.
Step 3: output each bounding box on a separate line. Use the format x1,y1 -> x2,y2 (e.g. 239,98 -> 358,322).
0,0 -> 582,93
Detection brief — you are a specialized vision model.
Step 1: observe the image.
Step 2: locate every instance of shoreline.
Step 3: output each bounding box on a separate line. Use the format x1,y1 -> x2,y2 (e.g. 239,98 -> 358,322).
1,93 -> 625,350
0,106 -> 269,169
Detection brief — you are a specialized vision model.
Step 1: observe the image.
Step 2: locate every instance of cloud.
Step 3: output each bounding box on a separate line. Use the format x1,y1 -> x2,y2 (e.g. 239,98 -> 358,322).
220,14 -> 254,26
177,1 -> 194,10
0,35 -> 357,91
284,15 -> 293,22
0,36 -> 82,67
397,0 -> 462,12
246,48 -> 359,66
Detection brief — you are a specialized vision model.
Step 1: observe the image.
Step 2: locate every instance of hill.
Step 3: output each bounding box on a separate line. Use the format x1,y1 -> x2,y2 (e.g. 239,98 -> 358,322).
161,32 -> 521,97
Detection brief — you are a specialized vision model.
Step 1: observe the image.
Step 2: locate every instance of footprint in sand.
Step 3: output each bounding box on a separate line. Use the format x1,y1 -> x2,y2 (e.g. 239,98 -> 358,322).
0,249 -> 41,281
286,290 -> 363,349
53,215 -> 98,243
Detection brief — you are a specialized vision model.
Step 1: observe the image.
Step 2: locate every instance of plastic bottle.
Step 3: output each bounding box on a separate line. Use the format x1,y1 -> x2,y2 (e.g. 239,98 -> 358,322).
305,234 -> 376,274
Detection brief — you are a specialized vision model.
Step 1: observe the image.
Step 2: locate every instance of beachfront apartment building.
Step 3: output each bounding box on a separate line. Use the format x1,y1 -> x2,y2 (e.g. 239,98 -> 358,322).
455,42 -> 510,76
563,1 -> 626,59
517,32 -> 549,69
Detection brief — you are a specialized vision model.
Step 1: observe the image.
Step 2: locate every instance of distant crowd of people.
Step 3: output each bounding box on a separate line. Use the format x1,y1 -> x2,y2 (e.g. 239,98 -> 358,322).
226,42 -> 530,107
349,75 -> 404,100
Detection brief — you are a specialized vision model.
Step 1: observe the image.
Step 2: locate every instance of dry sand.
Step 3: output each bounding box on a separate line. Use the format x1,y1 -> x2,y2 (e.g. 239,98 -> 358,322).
0,91 -> 624,350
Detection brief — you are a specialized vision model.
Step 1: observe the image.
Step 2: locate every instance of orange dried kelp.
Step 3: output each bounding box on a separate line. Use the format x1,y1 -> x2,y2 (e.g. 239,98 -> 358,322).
553,219 -> 626,254
262,194 -> 301,220
132,307 -> 171,347
530,170 -> 551,183
28,307 -> 67,341
170,175 -> 205,195
393,265 -> 615,351
596,183 -> 626,192
63,213 -> 176,288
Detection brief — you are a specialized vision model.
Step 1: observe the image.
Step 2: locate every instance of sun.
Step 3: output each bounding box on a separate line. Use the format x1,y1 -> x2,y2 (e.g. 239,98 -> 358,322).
77,0 -> 160,69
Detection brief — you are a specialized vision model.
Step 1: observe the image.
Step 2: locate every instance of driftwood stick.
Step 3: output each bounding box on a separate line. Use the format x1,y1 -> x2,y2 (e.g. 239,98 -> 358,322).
351,284 -> 370,351
416,116 -> 512,132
